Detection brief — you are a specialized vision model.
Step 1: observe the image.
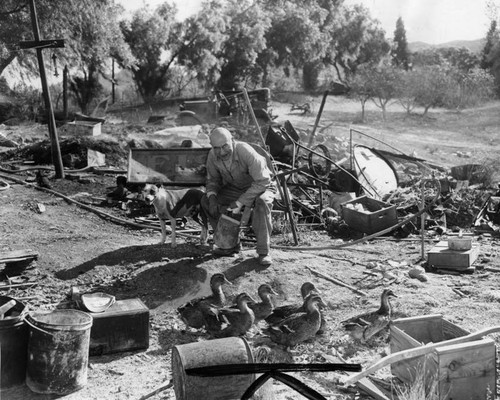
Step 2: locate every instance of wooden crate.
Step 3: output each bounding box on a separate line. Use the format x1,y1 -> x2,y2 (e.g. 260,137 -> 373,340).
427,241 -> 480,270
340,195 -> 397,234
390,314 -> 496,400
64,120 -> 102,136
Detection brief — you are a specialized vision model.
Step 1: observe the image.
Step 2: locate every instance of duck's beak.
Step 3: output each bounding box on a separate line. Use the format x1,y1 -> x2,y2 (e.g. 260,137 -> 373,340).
223,276 -> 233,285
270,288 -> 279,296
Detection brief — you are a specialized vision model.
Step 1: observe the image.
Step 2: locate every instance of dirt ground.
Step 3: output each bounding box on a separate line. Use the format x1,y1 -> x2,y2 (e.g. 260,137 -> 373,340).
1,96 -> 500,400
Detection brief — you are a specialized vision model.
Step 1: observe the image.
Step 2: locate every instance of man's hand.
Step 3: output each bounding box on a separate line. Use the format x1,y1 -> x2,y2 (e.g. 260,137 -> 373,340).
227,200 -> 243,214
208,195 -> 219,218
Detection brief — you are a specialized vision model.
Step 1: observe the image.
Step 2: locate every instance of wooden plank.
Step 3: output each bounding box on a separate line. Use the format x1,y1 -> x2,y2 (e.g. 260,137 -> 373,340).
390,325 -> 435,384
436,339 -> 496,399
332,353 -> 395,400
442,319 -> 470,340
19,39 -> 65,49
0,249 -> 38,263
392,314 -> 445,343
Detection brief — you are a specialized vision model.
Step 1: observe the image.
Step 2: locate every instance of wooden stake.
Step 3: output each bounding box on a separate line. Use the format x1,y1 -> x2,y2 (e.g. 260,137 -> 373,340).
305,266 -> 367,296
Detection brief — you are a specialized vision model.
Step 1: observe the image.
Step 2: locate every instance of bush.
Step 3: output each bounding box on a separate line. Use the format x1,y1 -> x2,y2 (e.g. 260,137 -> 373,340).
10,83 -> 43,121
444,68 -> 496,109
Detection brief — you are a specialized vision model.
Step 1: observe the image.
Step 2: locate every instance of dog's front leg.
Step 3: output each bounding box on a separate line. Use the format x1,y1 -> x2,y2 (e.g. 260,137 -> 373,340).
169,217 -> 177,248
159,219 -> 167,244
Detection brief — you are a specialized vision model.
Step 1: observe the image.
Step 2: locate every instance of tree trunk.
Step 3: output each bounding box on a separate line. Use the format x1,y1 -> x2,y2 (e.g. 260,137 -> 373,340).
302,62 -> 322,92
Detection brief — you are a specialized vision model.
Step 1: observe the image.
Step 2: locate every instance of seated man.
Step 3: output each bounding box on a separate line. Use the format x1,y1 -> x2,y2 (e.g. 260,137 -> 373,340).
201,127 -> 276,266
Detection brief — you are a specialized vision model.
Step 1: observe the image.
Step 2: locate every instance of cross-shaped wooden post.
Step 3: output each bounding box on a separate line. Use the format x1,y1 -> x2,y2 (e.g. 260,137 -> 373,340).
19,0 -> 65,178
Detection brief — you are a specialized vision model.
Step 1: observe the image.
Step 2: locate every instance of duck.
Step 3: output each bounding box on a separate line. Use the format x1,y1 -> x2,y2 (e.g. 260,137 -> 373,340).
264,282 -> 318,325
250,284 -> 279,324
212,292 -> 256,338
341,288 -> 397,341
264,294 -> 326,347
229,284 -> 279,325
176,273 -> 232,330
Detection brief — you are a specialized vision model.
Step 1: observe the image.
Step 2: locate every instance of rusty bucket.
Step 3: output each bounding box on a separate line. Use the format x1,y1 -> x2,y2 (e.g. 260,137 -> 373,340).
213,213 -> 241,250
25,309 -> 93,395
172,337 -> 254,400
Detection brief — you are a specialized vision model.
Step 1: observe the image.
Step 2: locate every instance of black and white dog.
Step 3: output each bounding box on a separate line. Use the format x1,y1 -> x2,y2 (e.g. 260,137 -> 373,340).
142,185 -> 208,247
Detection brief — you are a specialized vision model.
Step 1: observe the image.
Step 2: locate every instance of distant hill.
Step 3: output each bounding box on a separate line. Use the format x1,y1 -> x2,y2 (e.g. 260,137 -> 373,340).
409,38 -> 486,54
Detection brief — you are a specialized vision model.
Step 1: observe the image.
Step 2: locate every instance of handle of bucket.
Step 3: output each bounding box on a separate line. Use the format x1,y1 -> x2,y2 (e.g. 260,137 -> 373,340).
23,314 -> 53,336
20,305 -> 53,336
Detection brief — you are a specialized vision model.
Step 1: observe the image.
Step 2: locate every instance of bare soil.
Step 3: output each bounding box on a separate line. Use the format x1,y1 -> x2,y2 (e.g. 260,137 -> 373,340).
1,96 -> 500,400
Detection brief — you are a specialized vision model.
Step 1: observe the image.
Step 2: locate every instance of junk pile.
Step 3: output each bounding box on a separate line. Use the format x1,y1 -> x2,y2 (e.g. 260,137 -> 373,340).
260,121 -> 499,245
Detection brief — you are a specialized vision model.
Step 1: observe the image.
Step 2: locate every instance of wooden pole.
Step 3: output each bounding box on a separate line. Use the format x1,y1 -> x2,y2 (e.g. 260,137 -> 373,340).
112,59 -> 116,104
63,65 -> 68,120
307,90 -> 328,148
242,88 -> 299,245
28,0 -> 65,179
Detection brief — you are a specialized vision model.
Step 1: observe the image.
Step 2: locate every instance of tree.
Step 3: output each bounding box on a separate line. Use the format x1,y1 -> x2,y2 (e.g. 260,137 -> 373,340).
395,69 -> 420,115
322,3 -> 390,83
367,60 -> 399,120
177,1 -> 230,91
262,0 -> 328,91
121,3 -> 182,101
348,63 -> 374,121
391,17 -> 409,70
480,38 -> 500,94
217,1 -> 272,90
0,0 -> 134,113
481,20 -> 499,70
349,60 -> 399,121
412,65 -> 455,116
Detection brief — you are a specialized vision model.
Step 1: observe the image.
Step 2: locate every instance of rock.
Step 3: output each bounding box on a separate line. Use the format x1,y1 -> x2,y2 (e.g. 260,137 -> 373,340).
409,266 -> 426,280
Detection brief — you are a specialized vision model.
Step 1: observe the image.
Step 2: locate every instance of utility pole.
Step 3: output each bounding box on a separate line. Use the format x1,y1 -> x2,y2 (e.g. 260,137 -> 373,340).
19,0 -> 65,178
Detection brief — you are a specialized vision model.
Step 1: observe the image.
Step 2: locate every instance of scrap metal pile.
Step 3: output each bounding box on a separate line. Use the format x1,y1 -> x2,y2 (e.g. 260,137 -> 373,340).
258,120 -> 499,243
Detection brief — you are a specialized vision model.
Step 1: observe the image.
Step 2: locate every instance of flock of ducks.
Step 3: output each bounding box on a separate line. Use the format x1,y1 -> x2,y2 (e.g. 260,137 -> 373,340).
177,273 -> 397,347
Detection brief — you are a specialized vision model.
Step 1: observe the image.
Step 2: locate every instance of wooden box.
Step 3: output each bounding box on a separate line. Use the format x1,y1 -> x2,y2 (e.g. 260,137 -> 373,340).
88,298 -> 149,356
390,314 -> 496,400
128,148 -> 210,185
427,241 -> 480,270
341,195 -> 397,234
64,120 -> 102,136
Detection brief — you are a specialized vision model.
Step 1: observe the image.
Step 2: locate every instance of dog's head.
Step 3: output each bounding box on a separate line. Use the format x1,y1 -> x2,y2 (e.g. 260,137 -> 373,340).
141,184 -> 163,205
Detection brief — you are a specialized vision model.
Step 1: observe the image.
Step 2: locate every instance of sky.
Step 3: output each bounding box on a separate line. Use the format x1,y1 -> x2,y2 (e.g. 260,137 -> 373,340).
117,0 -> 495,44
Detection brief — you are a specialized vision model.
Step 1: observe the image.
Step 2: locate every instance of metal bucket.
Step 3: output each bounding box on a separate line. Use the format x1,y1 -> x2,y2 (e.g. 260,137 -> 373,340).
25,309 -> 93,395
213,213 -> 241,250
0,296 -> 28,389
172,337 -> 255,400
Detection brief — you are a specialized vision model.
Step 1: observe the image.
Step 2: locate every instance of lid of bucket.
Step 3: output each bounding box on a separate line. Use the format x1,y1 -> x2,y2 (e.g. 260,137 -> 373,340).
81,292 -> 115,313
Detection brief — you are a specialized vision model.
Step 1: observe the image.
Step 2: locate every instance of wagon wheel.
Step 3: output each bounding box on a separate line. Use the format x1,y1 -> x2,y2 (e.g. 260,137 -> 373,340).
307,144 -> 332,179
177,110 -> 204,126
